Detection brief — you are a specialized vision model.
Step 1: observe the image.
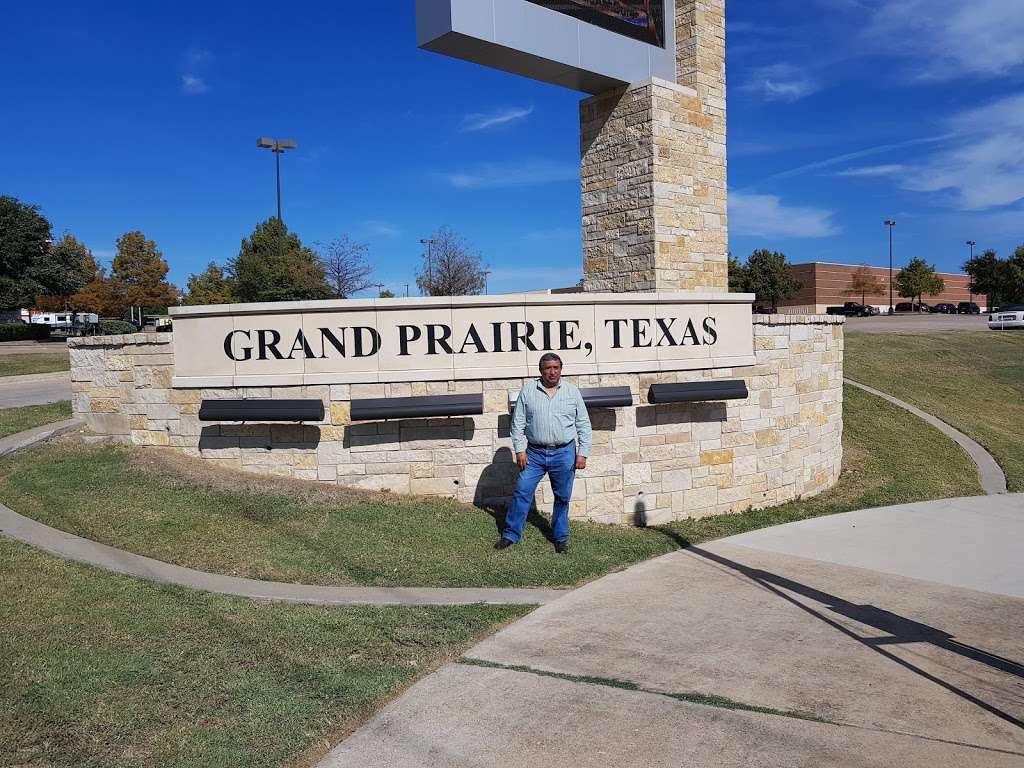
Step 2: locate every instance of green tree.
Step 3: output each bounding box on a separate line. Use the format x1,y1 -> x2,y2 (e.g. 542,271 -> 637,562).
185,262 -> 237,306
727,253 -> 749,293
742,249 -> 801,309
378,288 -> 395,298
963,249 -> 1005,310
896,257 -> 945,308
0,195 -> 52,309
32,234 -> 92,308
111,231 -> 180,311
1006,245 -> 1024,305
228,218 -> 330,303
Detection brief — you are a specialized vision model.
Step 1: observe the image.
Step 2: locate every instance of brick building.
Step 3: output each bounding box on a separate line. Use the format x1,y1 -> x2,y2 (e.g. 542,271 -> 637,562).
779,262 -> 984,314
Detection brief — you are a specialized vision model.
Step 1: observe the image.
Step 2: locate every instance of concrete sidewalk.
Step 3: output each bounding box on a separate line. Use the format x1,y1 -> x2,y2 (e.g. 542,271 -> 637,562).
0,371 -> 71,407
320,496 -> 1024,766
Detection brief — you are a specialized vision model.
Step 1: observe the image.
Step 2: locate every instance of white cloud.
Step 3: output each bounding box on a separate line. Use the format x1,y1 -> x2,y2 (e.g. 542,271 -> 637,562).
181,74 -> 209,95
835,164 -> 905,177
180,48 -> 212,95
444,161 -> 577,190
902,93 -> 1024,210
865,0 -> 1024,80
362,220 -> 400,238
729,192 -> 838,239
739,64 -> 819,103
461,106 -> 534,132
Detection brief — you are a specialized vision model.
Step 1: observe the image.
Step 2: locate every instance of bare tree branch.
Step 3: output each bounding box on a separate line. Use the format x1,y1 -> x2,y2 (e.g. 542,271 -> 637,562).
316,236 -> 373,299
415,226 -> 487,296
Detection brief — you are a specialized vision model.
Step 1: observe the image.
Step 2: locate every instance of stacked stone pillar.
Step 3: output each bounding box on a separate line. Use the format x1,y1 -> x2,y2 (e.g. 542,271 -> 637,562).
582,0 -> 727,293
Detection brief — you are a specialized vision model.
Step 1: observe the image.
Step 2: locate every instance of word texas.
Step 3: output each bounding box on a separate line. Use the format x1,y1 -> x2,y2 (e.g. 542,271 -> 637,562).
223,316 -> 720,362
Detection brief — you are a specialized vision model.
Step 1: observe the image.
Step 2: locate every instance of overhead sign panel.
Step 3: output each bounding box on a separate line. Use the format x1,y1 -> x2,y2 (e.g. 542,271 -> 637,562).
416,0 -> 676,94
525,1 -> 666,47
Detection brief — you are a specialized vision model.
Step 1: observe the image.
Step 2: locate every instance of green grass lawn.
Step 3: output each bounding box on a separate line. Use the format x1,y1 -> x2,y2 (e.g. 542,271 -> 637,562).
0,401 -> 72,439
0,538 -> 527,768
0,384 -> 980,589
846,331 -> 1024,492
0,351 -> 70,377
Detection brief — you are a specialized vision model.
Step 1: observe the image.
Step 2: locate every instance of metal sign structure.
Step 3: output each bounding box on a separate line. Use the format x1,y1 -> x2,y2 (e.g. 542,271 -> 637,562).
415,0 -> 676,94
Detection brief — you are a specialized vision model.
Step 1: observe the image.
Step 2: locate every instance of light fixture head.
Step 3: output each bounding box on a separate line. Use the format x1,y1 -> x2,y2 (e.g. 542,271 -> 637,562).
256,137 -> 274,148
277,139 -> 297,150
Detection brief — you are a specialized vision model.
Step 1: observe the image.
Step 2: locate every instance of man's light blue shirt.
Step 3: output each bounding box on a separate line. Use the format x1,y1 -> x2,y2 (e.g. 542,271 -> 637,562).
510,379 -> 592,457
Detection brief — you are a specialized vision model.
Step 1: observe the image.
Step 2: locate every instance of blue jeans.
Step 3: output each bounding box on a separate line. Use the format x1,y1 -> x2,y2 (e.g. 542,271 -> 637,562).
503,443 -> 576,544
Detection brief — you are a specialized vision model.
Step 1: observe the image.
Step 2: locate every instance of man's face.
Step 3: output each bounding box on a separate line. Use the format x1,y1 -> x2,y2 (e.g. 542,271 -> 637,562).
540,359 -> 562,387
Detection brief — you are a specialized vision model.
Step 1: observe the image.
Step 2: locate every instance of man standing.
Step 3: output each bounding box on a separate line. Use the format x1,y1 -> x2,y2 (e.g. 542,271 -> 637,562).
496,353 -> 592,554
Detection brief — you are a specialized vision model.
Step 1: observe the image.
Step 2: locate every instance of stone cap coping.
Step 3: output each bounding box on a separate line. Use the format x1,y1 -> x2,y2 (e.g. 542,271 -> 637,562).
68,332 -> 172,348
170,292 -> 757,319
753,314 -> 845,325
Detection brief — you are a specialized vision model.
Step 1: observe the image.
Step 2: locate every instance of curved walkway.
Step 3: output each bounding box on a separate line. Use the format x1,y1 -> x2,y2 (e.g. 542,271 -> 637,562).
845,378 -> 1007,495
0,505 -> 566,606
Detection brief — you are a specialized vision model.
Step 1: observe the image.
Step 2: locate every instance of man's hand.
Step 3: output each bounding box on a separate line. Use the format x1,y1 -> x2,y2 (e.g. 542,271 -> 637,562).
575,455 -> 587,471
516,451 -> 529,470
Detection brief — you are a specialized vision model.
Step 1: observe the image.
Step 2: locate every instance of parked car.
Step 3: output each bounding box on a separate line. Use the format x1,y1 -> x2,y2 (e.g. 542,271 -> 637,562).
826,302 -> 879,317
988,305 -> 1024,330
897,301 -> 929,313
957,302 -> 981,315
917,302 -> 933,313
753,305 -> 778,314
932,303 -> 958,314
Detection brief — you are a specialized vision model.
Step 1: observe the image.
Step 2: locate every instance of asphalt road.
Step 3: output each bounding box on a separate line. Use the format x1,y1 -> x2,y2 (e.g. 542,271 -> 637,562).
0,342 -> 70,356
845,314 -> 989,334
0,372 -> 71,408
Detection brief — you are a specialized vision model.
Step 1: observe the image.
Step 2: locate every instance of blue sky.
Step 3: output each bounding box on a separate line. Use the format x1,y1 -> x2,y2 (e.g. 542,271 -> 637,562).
3,0 -> 1022,296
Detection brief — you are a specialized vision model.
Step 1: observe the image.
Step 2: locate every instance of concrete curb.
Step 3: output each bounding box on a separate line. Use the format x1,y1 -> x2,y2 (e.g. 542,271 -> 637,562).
0,419 -> 565,606
844,378 -> 1007,495
0,418 -> 83,458
0,503 -> 566,606
0,371 -> 70,386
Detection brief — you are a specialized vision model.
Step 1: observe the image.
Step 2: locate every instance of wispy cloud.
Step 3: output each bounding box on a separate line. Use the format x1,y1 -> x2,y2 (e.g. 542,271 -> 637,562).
443,160 -> 577,190
754,134 -> 951,185
729,192 -> 838,239
180,48 -> 212,95
362,220 -> 400,238
864,0 -> 1024,80
181,74 -> 209,95
835,164 -> 905,177
901,93 -> 1024,210
460,106 -> 534,132
739,64 -> 819,103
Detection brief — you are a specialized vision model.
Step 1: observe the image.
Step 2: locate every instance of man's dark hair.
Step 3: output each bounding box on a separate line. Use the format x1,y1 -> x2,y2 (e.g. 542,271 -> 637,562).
538,352 -> 563,369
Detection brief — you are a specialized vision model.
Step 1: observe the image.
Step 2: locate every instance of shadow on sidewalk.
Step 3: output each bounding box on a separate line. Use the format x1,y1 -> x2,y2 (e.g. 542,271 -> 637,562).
651,527 -> 1024,730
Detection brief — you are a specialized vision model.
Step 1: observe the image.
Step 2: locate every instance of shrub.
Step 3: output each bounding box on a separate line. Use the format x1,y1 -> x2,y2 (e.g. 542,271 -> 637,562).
0,323 -> 51,342
96,320 -> 138,336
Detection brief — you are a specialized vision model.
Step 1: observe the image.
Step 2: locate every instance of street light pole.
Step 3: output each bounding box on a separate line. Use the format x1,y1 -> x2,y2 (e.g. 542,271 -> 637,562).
482,270 -> 491,295
884,219 -> 896,314
256,138 -> 298,223
966,240 -> 977,306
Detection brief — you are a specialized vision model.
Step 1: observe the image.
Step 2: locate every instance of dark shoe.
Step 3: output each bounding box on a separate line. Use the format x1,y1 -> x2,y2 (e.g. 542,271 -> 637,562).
494,538 -> 515,551
554,540 -> 569,554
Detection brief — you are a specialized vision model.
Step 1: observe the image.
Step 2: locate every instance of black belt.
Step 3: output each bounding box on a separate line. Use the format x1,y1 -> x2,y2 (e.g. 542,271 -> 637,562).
528,441 -> 573,450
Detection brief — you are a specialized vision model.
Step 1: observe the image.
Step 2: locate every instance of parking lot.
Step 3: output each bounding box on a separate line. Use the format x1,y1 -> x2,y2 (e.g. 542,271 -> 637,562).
845,314 -> 989,334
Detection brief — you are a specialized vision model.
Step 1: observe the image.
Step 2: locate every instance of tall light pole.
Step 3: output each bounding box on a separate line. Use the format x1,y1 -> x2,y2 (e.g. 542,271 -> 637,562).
966,240 -> 977,306
256,138 -> 297,223
419,238 -> 437,295
482,270 -> 492,295
884,219 -> 896,314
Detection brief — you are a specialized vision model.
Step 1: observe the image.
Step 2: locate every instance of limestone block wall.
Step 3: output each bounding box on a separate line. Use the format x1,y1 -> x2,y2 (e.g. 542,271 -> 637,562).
70,315 -> 843,525
580,78 -> 728,293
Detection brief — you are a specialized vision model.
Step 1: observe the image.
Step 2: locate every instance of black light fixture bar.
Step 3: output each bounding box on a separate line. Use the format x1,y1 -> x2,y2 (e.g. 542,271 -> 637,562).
351,393 -> 483,422
198,399 -> 325,422
648,380 -> 749,404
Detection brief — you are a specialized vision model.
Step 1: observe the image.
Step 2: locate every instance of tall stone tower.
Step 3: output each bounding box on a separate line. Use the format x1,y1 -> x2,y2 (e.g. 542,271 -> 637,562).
581,0 -> 728,293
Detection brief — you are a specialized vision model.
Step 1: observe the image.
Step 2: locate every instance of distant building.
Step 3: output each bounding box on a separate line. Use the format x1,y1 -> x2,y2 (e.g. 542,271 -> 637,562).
779,262 -> 984,314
